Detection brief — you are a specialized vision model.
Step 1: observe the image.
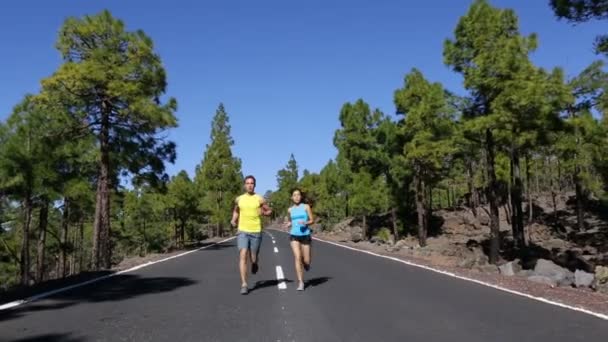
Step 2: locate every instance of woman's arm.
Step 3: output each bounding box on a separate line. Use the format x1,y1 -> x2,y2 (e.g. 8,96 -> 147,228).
304,204 -> 314,225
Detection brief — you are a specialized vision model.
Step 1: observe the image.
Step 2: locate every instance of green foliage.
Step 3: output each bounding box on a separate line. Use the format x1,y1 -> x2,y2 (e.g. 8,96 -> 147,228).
38,10 -> 178,183
333,99 -> 385,175
116,187 -> 172,257
348,171 -> 390,217
394,68 -> 455,183
375,227 -> 392,243
194,104 -> 243,236
272,154 -> 299,218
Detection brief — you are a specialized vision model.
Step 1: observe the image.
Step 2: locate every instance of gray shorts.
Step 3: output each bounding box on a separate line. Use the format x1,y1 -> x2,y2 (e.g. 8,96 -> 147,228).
237,231 -> 263,253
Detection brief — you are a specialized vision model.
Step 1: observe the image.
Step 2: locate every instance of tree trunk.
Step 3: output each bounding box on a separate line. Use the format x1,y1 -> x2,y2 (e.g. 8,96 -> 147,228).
36,200 -> 49,283
69,223 -> 76,276
557,157 -> 563,192
485,129 -> 500,264
59,199 -> 70,278
574,165 -> 585,231
467,159 -> 477,217
505,182 -> 512,226
510,145 -> 526,250
362,214 -> 368,241
181,221 -> 186,247
21,196 -> 33,286
428,185 -> 433,212
535,159 -> 540,194
142,217 -> 147,255
391,207 -> 399,242
415,173 -> 427,247
445,188 -> 450,209
78,220 -> 85,274
93,105 -> 112,270
526,155 -> 533,222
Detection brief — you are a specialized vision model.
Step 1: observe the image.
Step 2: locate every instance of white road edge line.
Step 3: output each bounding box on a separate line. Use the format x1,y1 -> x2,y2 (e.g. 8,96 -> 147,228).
0,236 -> 237,311
308,234 -> 608,321
275,266 -> 287,290
274,247 -> 279,253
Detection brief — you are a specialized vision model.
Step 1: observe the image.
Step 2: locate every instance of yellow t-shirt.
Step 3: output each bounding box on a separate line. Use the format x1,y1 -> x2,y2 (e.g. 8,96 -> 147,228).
237,193 -> 263,233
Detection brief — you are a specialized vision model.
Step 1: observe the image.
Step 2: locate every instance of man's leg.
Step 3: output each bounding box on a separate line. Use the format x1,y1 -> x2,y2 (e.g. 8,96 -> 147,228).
237,233 -> 250,294
249,233 -> 262,274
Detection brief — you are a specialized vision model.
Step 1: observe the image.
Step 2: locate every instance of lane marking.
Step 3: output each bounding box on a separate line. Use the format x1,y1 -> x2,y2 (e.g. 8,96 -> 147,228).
275,266 -> 287,290
274,247 -> 279,253
0,236 -> 237,311
266,228 -> 608,321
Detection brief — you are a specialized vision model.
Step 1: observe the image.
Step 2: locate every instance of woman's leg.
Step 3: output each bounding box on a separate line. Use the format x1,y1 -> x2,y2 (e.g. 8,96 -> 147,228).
290,239 -> 304,285
301,240 -> 311,271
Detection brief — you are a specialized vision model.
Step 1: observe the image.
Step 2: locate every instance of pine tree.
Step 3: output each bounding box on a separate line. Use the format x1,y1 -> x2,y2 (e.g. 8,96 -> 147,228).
194,104 -> 243,237
37,10 -> 178,269
394,68 -> 455,246
273,154 -> 299,218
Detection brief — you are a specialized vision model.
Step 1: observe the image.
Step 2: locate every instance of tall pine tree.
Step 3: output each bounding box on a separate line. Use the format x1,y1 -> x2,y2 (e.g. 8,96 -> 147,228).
37,10 -> 178,270
394,68 -> 454,247
194,104 -> 242,237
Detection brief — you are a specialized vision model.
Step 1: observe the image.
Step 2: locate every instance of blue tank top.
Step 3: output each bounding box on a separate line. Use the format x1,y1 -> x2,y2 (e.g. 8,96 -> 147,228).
290,204 -> 310,236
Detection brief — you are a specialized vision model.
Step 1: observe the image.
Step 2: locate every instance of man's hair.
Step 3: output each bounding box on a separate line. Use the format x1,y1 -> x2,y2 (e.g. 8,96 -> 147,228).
244,175 -> 256,185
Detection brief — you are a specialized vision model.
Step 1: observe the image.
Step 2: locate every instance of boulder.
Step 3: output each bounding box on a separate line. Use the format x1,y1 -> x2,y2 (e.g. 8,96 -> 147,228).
499,260 -> 522,276
595,266 -> 608,294
528,275 -> 558,287
574,270 -> 595,288
533,259 -> 574,287
350,226 -> 363,242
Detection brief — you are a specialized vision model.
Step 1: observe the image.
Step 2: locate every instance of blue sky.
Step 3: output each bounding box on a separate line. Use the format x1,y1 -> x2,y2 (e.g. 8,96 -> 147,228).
0,0 -> 605,194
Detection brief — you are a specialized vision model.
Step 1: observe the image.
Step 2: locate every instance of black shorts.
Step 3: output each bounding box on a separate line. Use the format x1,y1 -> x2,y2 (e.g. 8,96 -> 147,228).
290,234 -> 312,244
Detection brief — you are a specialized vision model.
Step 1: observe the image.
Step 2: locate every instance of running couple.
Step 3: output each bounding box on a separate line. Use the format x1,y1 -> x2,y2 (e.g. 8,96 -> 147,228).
230,175 -> 314,294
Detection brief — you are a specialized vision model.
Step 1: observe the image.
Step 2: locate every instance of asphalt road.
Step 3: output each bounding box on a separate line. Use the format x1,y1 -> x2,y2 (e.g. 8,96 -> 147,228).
1,228 -> 607,341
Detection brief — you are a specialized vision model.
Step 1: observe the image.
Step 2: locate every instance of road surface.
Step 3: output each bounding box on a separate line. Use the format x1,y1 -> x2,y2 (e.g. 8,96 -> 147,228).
1,228 -> 607,341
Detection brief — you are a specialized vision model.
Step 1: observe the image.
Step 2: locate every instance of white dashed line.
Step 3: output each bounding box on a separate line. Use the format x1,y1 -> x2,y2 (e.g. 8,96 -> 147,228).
274,247 -> 279,253
275,266 -> 287,290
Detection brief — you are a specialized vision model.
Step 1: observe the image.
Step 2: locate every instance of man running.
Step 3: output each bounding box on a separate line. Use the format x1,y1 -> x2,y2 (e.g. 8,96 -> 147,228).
231,175 -> 272,295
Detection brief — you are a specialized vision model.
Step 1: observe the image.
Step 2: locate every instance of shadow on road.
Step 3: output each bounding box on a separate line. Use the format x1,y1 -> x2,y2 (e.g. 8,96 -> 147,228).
0,275 -> 197,322
249,278 -> 295,292
305,276 -> 332,289
11,333 -> 85,342
199,242 -> 236,251
248,276 -> 332,292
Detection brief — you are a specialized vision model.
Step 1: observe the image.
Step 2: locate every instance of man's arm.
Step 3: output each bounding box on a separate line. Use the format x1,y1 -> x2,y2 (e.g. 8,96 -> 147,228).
230,198 -> 240,228
260,197 -> 272,216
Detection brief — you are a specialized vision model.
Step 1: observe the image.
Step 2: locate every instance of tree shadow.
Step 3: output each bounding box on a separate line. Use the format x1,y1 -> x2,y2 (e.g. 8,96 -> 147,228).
0,275 -> 196,322
305,276 -> 332,289
11,333 -> 85,342
427,214 -> 445,238
0,270 -> 115,304
197,242 -> 235,251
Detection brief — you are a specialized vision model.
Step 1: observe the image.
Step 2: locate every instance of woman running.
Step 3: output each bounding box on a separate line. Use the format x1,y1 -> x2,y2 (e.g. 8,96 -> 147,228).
283,188 -> 314,291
